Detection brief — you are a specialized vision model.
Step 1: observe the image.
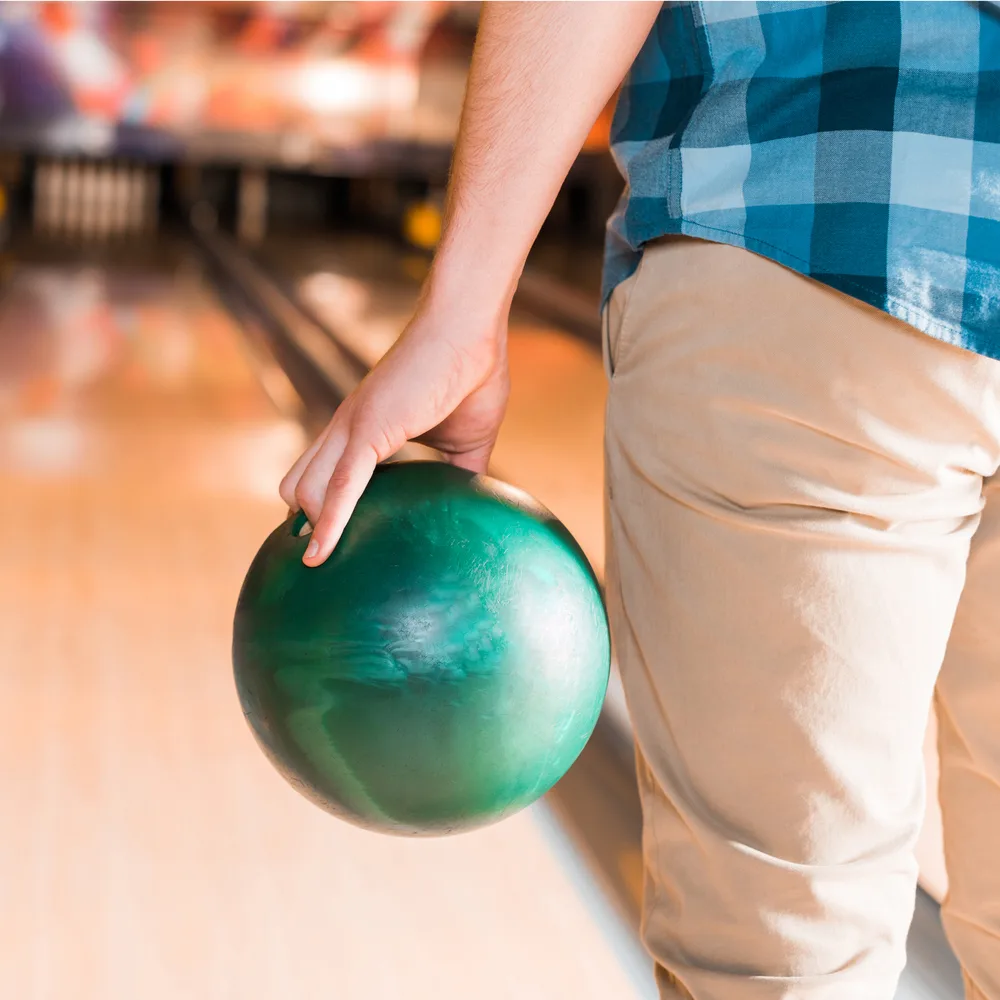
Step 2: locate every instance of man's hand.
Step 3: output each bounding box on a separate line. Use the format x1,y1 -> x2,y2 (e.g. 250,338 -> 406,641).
279,293 -> 510,566
280,2 -> 661,566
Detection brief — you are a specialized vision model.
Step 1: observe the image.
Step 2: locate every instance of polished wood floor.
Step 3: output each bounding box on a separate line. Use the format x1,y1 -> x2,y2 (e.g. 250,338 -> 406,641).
0,259 -> 644,1000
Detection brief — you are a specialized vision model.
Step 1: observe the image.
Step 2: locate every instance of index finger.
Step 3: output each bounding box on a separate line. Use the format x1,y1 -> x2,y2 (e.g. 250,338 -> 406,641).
302,441 -> 378,566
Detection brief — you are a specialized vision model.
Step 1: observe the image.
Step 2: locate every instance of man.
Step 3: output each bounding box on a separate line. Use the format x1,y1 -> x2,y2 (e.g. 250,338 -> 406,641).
279,4 -> 1000,997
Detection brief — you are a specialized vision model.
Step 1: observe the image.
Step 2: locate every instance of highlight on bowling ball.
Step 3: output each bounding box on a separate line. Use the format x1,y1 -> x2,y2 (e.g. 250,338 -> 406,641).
232,460 -> 611,837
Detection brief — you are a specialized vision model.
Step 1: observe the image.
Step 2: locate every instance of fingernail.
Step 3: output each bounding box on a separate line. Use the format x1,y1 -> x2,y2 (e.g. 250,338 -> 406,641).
304,540 -> 319,560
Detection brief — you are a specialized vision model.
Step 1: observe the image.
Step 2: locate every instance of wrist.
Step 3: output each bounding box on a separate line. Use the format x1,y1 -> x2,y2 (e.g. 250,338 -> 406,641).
422,242 -> 521,330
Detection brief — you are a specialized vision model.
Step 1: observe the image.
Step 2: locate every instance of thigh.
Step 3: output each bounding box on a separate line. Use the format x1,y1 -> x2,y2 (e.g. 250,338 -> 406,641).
936,473 -> 1000,1000
603,238 -> 1000,998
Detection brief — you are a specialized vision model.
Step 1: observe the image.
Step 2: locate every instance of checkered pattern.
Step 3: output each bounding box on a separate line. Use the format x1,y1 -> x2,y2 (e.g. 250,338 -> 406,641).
604,1 -> 1000,361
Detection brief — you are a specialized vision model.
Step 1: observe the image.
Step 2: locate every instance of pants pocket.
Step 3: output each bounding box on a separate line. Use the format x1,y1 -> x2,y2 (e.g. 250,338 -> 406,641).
603,256 -> 645,380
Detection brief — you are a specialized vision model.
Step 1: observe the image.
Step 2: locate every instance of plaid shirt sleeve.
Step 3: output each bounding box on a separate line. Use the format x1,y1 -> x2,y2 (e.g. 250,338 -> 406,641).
604,1 -> 1000,363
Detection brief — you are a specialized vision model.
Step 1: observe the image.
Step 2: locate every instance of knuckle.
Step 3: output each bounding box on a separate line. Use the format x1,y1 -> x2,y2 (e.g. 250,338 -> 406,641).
294,480 -> 319,512
351,401 -> 396,457
328,465 -> 356,495
278,474 -> 297,505
329,469 -> 351,491
350,397 -> 377,431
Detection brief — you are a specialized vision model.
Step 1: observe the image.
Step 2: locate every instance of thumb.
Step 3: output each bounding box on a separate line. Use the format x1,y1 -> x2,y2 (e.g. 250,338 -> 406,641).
441,442 -> 494,477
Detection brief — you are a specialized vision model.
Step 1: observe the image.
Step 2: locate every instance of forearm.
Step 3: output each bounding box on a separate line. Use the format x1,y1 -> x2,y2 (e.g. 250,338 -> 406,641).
426,1 -> 660,321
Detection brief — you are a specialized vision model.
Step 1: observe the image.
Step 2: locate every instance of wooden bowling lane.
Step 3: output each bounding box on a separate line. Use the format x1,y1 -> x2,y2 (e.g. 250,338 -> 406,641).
0,255 -> 649,1000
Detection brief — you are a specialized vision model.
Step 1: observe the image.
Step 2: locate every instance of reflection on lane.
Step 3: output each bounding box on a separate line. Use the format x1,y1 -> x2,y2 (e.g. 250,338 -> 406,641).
0,252 -> 650,1000
0,262 -> 302,492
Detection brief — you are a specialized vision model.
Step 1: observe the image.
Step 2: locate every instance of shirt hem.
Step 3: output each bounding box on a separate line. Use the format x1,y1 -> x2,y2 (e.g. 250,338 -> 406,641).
604,218 -> 1000,366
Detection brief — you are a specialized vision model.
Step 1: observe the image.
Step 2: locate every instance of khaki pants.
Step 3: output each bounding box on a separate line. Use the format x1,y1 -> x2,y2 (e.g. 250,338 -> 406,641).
603,237 -> 1000,999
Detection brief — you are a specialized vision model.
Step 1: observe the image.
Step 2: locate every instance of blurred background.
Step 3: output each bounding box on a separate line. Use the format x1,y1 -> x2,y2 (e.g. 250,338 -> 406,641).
0,3 -> 963,998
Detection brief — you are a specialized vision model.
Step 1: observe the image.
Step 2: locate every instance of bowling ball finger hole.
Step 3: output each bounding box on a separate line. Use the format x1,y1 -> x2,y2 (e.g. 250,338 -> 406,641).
288,510 -> 312,537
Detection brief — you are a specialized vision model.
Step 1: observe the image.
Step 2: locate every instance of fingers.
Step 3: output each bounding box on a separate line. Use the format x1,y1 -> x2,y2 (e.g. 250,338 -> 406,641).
277,312 -> 510,566
282,395 -> 398,566
279,421 -> 332,511
291,421 -> 349,527
441,441 -> 493,476
302,441 -> 379,566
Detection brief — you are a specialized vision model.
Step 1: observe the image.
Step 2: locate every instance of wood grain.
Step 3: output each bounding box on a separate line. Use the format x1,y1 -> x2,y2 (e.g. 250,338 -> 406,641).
0,263 -> 642,1000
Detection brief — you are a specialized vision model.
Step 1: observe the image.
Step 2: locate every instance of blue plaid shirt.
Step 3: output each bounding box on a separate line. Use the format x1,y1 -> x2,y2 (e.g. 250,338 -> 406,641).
604,1 -> 1000,362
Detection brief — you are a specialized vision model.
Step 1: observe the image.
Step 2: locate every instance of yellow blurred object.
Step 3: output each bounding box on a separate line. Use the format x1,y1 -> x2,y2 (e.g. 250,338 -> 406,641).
0,185 -> 7,220
583,90 -> 619,152
404,200 -> 442,249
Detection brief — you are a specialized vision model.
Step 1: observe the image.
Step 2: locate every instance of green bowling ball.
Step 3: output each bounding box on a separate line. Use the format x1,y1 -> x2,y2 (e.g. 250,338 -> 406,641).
233,460 -> 610,836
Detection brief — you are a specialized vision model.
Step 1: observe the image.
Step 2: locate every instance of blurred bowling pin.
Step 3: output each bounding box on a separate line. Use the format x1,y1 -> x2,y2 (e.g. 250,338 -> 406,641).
80,161 -> 97,240
129,165 -> 143,234
94,163 -> 110,240
113,163 -> 129,237
64,160 -> 81,238
50,161 -> 65,236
